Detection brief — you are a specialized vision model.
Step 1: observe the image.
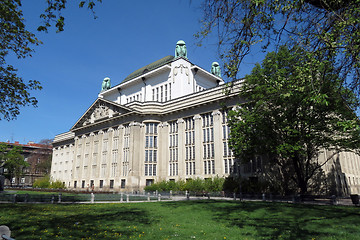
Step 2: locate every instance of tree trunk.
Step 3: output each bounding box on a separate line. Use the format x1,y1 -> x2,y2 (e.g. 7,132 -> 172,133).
292,154 -> 308,194
298,178 -> 308,194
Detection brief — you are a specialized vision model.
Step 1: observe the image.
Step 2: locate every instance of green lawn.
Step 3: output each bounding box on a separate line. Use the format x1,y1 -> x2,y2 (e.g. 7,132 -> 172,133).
0,200 -> 359,240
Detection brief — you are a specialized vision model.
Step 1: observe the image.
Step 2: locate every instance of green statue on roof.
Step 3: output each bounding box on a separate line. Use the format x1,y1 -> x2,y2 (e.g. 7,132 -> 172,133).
211,62 -> 221,78
101,77 -> 111,92
175,40 -> 187,59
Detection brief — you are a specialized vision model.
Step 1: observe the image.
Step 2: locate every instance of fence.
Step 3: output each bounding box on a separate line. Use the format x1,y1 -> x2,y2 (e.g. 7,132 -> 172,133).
0,190 -> 352,205
0,192 -> 171,204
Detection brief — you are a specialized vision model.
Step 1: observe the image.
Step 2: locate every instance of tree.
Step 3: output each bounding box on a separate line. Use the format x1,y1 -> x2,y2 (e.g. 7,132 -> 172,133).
38,138 -> 53,145
227,45 -> 360,194
198,0 -> 360,100
0,0 -> 102,120
0,143 -> 29,186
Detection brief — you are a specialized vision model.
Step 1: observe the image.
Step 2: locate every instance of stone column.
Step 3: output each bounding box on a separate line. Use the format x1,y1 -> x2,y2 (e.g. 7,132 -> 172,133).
158,122 -> 169,178
129,121 -> 142,191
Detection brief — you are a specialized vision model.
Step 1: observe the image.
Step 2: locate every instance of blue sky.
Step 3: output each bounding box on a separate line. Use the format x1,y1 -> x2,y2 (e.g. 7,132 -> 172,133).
0,0 -> 261,144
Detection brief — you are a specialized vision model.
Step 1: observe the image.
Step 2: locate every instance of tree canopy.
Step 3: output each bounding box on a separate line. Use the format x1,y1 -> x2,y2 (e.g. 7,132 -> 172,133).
227,45 -> 360,194
0,143 -> 29,185
0,0 -> 101,120
198,0 -> 360,101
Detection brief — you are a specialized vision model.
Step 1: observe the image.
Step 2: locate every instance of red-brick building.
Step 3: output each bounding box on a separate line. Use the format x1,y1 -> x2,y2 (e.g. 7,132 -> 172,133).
0,141 -> 52,187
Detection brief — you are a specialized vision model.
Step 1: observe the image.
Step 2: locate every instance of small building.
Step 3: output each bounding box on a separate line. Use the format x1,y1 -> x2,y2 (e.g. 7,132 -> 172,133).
0,141 -> 52,187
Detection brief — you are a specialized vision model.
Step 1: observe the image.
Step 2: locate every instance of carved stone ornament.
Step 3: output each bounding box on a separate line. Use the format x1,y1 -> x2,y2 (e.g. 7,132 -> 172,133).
93,104 -> 110,119
82,103 -> 114,126
173,64 -> 190,83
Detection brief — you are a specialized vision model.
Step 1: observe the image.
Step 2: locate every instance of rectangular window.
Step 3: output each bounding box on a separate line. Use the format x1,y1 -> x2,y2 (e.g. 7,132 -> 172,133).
211,143 -> 214,158
169,83 -> 171,100
160,86 -> 163,102
153,165 -> 157,176
149,164 -> 152,176
149,150 -> 153,162
145,136 -> 149,147
145,123 -> 158,176
99,180 -> 103,188
146,179 -> 154,186
169,120 -> 178,176
110,180 -> 114,189
121,179 -> 126,188
222,110 -> 234,174
149,136 -> 153,147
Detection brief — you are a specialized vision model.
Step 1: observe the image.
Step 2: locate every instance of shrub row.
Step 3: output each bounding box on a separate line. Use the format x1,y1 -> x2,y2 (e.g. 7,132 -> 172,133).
144,177 -> 225,192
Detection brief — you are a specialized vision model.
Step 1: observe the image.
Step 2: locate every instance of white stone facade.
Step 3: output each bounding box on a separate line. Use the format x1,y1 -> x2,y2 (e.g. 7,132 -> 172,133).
51,43 -> 360,195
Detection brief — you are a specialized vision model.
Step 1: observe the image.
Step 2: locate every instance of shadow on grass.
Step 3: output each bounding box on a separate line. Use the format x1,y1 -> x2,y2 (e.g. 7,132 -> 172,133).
0,204 -> 155,239
161,200 -> 360,240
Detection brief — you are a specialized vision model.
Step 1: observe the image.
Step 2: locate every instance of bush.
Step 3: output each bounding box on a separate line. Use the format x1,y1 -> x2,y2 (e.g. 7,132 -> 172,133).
32,176 -> 66,189
204,176 -> 225,192
223,176 -> 270,194
50,180 -> 66,189
144,177 -> 225,193
33,175 -> 51,189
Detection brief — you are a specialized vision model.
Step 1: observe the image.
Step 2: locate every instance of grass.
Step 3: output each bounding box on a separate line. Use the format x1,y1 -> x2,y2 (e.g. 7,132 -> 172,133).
0,200 -> 359,240
1,190 -> 160,202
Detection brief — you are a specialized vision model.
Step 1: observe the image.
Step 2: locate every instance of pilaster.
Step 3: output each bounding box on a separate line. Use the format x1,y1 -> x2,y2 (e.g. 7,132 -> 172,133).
194,114 -> 202,177
212,110 -> 223,175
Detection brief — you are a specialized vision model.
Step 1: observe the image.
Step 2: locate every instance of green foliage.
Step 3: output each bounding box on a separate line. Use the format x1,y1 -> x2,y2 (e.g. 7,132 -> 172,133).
33,175 -> 51,188
228,45 -> 360,194
0,143 -> 29,185
36,155 -> 52,175
0,0 -> 42,120
198,0 -> 360,97
33,175 -> 66,189
144,177 -> 225,193
38,0 -> 103,32
50,179 -> 65,189
223,177 -> 271,194
0,0 -> 102,120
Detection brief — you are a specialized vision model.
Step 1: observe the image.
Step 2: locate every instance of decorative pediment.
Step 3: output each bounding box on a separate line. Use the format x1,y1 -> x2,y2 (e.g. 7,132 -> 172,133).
71,98 -> 134,130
